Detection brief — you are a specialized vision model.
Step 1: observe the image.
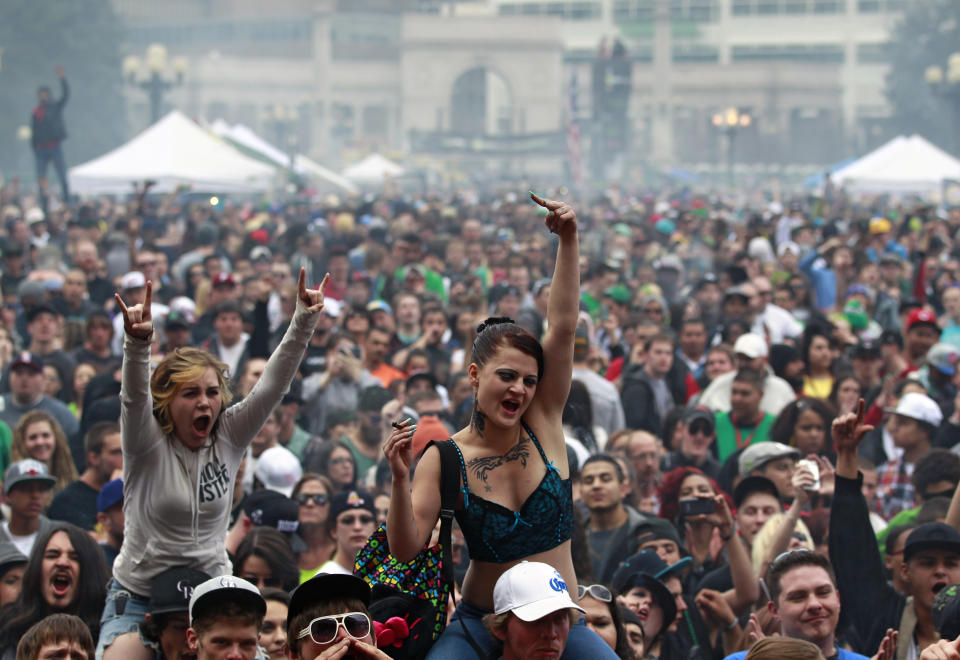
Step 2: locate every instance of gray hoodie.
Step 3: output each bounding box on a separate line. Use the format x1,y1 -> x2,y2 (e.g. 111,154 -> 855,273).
113,303 -> 317,596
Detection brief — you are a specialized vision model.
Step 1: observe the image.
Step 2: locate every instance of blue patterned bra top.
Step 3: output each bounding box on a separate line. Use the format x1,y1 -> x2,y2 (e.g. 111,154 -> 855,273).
448,422 -> 573,564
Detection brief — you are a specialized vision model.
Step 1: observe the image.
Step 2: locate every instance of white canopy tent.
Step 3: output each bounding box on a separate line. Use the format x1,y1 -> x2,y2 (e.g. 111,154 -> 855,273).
832,134 -> 960,194
342,154 -> 405,186
209,120 -> 358,194
69,111 -> 277,195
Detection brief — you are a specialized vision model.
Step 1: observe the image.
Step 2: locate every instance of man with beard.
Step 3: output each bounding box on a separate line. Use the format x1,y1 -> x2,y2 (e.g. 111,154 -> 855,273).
0,525 -> 109,658
831,400 -> 960,658
722,552 -> 868,660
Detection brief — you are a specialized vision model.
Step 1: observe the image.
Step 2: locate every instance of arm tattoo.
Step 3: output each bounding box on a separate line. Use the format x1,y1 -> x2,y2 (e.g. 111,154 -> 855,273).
467,436 -> 530,492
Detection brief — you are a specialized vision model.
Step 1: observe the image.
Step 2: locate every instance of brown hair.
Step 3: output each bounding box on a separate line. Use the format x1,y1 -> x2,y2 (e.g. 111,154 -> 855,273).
16,614 -> 94,660
471,317 -> 544,379
150,347 -> 234,436
767,550 -> 836,604
745,637 -> 825,660
191,600 -> 262,637
12,411 -> 78,492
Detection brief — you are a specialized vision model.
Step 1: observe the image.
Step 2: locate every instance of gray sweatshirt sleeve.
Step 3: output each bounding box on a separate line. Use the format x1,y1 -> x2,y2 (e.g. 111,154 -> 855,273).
120,333 -> 160,458
218,303 -> 318,451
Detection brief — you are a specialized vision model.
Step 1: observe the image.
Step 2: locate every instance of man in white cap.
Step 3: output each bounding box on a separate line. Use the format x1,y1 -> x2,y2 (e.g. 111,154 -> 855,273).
483,561 -> 586,660
738,442 -> 802,502
876,391 -> 944,520
697,333 -> 796,417
186,576 -> 266,660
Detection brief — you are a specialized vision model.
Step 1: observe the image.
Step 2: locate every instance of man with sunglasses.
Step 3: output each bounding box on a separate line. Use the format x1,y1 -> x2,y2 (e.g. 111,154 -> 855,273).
186,576 -> 265,660
662,407 -> 722,481
286,573 -> 390,660
318,490 -> 377,575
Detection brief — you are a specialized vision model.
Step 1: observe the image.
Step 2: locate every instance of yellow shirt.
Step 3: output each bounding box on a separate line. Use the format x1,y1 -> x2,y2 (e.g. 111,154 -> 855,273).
802,375 -> 834,400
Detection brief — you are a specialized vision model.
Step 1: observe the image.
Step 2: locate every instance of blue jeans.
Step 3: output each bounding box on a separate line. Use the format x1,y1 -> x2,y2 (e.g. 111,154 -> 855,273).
426,599 -> 619,659
34,143 -> 69,199
95,579 -> 151,660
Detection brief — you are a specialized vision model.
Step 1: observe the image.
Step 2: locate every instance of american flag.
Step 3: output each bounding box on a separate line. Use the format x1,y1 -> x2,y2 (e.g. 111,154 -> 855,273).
567,69 -> 584,188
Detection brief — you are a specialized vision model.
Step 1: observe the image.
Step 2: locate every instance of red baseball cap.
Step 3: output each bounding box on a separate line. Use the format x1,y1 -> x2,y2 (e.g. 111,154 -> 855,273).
212,272 -> 235,287
906,308 -> 940,333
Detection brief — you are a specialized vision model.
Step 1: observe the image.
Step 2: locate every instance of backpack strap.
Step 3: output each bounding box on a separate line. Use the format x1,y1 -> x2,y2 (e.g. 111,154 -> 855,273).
433,439 -> 460,588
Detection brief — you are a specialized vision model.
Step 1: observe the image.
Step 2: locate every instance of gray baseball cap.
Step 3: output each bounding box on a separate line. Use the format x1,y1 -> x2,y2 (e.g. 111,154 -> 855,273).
3,459 -> 56,494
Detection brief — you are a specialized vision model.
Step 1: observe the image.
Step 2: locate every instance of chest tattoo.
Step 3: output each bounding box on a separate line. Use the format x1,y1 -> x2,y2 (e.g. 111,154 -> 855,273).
467,436 -> 530,491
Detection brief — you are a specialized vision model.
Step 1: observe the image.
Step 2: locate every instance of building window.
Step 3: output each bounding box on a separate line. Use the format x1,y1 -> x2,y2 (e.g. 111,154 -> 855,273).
856,43 -> 889,64
363,105 -> 388,138
813,0 -> 843,13
731,0 -> 753,15
731,44 -> 845,63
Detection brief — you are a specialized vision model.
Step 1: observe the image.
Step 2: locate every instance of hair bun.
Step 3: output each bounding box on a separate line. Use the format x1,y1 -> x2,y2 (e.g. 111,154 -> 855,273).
476,316 -> 515,334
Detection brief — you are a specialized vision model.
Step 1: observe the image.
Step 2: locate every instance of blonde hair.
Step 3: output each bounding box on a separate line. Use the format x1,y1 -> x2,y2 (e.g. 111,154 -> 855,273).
746,637 -> 825,660
751,512 -> 815,576
11,411 -> 78,492
150,347 -> 234,436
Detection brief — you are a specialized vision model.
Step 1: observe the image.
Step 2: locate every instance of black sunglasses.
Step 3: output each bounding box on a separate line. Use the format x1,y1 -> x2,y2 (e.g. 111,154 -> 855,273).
297,493 -> 329,506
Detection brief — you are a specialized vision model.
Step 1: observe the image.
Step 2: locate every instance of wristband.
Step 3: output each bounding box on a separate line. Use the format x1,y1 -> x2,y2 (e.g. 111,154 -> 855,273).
720,525 -> 737,542
724,618 -> 739,632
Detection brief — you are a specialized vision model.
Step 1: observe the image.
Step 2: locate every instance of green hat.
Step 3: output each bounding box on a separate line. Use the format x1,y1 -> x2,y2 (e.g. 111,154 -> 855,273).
604,284 -> 631,305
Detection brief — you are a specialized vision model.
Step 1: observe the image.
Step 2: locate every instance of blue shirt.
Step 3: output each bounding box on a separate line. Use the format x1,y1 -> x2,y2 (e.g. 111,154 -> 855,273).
725,648 -> 869,660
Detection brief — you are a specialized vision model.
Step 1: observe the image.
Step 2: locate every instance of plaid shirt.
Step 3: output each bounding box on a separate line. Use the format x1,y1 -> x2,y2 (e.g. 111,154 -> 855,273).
875,455 -> 915,520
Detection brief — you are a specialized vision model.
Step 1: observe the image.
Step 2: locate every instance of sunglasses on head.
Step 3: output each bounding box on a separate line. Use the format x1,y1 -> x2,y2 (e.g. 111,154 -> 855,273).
297,612 -> 371,645
577,584 -> 612,602
338,514 -> 375,526
296,493 -> 328,506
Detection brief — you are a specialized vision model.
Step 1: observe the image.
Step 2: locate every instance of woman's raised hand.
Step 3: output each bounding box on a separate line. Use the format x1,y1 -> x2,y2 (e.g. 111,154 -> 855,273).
298,268 -> 329,314
530,192 -> 577,238
383,418 -> 416,480
115,280 -> 154,340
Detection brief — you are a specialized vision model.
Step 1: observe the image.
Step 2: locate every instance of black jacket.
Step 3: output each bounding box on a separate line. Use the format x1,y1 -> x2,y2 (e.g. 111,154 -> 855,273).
621,359 -> 690,434
829,473 -> 906,656
31,77 -> 69,148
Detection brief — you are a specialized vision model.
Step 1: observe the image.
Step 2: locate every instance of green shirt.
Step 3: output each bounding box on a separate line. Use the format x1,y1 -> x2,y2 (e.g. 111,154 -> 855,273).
714,411 -> 776,462
0,421 -> 10,477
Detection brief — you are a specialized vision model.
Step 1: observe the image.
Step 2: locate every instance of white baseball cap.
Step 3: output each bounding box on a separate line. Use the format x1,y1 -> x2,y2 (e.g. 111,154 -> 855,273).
493,561 -> 584,622
120,271 -> 147,290
189,575 -> 265,623
733,333 -> 768,359
886,391 -> 943,427
255,446 -> 303,498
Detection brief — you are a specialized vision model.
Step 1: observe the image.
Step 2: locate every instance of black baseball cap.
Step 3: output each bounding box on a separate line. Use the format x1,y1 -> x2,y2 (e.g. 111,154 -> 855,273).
904,522 -> 960,562
634,518 -> 683,548
733,475 -> 781,509
852,339 -> 881,359
288,573 -> 370,634
149,567 -> 211,615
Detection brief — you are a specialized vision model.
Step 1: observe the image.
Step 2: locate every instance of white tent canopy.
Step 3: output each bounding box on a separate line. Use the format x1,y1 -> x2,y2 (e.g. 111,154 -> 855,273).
832,134 -> 960,194
342,154 -> 405,185
69,111 -> 277,195
210,119 -> 359,194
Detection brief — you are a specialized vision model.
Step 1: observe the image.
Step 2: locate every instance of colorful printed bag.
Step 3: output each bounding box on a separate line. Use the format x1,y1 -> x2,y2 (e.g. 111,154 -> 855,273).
354,440 -> 459,659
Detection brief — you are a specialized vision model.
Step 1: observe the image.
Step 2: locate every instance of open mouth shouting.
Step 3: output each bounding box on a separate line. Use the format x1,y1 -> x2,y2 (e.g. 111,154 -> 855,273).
501,399 -> 521,416
934,581 -> 949,595
50,570 -> 74,600
192,414 -> 212,435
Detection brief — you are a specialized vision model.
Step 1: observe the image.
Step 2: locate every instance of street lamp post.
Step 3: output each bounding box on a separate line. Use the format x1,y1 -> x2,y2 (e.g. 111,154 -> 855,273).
123,44 -> 188,125
925,53 -> 960,157
261,104 -> 300,189
712,107 -> 752,189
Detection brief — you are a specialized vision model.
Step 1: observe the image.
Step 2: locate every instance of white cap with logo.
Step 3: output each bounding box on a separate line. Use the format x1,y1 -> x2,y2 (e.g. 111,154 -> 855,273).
493,561 -> 585,622
886,391 -> 944,427
188,575 -> 266,623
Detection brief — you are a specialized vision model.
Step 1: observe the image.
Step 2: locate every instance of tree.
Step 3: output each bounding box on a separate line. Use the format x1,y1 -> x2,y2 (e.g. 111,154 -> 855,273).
885,0 -> 960,151
0,0 -> 126,183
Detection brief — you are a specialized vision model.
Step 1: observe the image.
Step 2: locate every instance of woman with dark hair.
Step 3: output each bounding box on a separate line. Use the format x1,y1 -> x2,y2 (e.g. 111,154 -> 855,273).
829,372 -> 862,416
291,473 -> 335,583
233,526 -> 299,592
577,583 -> 634,659
305,439 -> 358,492
801,324 -> 836,400
260,588 -> 289,660
384,194 -> 618,658
769,397 -> 836,458
563,380 -> 603,455
0,524 -> 108,660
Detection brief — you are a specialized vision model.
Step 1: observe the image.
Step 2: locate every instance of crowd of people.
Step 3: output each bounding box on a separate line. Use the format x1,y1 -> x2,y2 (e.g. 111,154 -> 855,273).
3,170 -> 960,660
